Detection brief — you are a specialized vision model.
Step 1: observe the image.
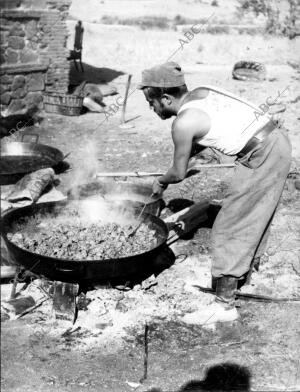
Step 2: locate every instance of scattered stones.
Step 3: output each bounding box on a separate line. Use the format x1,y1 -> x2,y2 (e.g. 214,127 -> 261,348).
39,41 -> 48,49
40,21 -> 52,34
1,71 -> 45,112
0,74 -> 14,84
28,41 -> 38,50
25,20 -> 38,39
0,17 -> 10,30
12,75 -> 26,90
1,0 -> 21,8
285,178 -> 297,192
11,87 -> 27,99
141,274 -> 158,290
115,302 -> 129,313
6,48 -> 18,64
95,322 -> 113,330
9,24 -> 25,37
8,98 -> 26,113
1,92 -> 12,105
27,73 -> 45,92
0,52 -> 6,64
25,92 -> 43,109
0,84 -> 10,94
1,5 -> 71,113
0,31 -> 9,46
8,36 -> 25,50
20,48 -> 39,63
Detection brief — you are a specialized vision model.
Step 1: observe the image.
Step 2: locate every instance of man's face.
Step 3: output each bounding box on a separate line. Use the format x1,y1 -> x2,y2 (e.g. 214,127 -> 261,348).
143,90 -> 173,120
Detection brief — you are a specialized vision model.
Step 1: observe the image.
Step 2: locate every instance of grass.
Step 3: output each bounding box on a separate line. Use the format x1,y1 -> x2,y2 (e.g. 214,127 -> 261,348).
100,15 -> 172,30
97,14 -> 268,36
99,15 -> 236,33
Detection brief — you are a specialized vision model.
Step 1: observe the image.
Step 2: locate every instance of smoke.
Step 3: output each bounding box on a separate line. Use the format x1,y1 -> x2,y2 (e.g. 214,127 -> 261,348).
64,140 -> 151,224
48,198 -> 138,227
64,137 -> 141,223
78,139 -> 99,182
77,197 -> 137,225
67,139 -> 101,198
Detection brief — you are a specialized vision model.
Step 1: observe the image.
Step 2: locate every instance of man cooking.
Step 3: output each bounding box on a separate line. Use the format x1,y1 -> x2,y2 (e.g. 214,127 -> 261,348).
138,62 -> 291,321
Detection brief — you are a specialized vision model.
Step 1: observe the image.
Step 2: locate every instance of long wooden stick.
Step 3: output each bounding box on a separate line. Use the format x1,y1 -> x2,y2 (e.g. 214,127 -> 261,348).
140,323 -> 149,383
121,74 -> 132,124
10,266 -> 21,300
194,285 -> 300,303
95,164 -> 235,178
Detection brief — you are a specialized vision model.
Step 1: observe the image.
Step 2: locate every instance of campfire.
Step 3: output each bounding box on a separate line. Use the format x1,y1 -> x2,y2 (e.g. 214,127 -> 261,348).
1,180 -> 210,325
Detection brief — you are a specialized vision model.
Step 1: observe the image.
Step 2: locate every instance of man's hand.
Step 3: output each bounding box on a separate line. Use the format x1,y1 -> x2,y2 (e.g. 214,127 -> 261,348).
152,177 -> 168,197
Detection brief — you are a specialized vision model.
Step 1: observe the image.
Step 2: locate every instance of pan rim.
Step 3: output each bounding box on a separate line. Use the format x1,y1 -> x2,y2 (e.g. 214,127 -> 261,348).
0,141 -> 64,175
1,201 -> 169,264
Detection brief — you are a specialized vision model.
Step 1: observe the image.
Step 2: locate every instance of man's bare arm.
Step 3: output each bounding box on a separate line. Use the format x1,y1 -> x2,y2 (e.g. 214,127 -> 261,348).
158,108 -> 210,185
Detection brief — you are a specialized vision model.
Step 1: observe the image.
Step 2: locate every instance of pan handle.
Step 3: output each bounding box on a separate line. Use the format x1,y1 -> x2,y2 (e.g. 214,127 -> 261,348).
63,152 -> 72,160
21,133 -> 39,143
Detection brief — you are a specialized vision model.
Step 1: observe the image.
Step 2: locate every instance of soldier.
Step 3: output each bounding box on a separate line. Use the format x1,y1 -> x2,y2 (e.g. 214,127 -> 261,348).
138,62 -> 291,321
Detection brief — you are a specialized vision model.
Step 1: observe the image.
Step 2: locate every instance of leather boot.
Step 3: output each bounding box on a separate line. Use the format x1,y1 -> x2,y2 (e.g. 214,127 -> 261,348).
211,276 -> 218,291
212,276 -> 239,293
215,276 -> 238,305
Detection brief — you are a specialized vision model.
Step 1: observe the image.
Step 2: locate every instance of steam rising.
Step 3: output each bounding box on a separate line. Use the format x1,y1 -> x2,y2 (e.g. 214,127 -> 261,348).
65,140 -> 152,225
77,197 -> 137,225
71,140 -> 100,192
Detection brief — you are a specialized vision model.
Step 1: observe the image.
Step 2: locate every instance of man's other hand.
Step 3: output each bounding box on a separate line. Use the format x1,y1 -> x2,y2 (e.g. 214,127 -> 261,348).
152,178 -> 168,196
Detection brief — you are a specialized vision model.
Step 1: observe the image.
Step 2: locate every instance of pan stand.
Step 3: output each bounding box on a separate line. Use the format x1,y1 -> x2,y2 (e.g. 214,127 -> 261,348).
52,281 -> 79,323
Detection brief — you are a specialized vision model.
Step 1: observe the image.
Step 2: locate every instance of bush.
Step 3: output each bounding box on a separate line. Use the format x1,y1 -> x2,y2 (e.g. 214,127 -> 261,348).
236,0 -> 299,38
125,16 -> 170,30
206,25 -> 230,34
101,15 -> 119,24
173,15 -> 211,26
100,14 -> 222,32
100,15 -> 171,30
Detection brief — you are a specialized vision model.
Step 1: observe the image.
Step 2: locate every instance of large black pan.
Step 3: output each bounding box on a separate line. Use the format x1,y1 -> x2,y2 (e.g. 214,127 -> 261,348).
0,134 -> 65,177
0,201 -> 169,284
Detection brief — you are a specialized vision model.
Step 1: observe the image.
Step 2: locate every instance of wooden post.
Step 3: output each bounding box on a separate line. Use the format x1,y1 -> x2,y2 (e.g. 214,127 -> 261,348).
119,74 -> 134,129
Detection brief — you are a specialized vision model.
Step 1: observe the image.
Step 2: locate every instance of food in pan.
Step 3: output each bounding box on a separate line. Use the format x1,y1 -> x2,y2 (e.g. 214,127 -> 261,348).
7,211 -> 158,260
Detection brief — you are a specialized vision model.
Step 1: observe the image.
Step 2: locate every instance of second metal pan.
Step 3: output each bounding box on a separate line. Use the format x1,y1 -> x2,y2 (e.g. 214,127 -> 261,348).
0,134 -> 65,176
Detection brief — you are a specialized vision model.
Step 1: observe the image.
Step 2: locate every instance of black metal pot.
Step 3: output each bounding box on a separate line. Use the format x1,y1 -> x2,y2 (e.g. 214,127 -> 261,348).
0,201 -> 169,284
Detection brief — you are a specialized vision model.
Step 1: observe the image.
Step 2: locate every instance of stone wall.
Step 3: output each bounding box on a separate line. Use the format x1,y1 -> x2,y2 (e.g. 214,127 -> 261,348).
0,0 -> 72,115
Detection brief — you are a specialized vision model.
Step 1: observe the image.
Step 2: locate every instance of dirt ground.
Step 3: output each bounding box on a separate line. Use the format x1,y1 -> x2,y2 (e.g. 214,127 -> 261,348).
1,1 -> 300,391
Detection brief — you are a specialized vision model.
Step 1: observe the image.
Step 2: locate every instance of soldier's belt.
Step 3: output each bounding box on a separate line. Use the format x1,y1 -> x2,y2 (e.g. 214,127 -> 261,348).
237,121 -> 276,158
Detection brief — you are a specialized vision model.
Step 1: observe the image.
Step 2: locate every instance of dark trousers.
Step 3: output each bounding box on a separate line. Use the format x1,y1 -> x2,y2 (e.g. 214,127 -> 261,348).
211,128 -> 292,278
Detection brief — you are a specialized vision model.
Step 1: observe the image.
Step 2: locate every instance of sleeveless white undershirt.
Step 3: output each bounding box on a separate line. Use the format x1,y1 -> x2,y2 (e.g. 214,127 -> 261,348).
178,85 -> 271,155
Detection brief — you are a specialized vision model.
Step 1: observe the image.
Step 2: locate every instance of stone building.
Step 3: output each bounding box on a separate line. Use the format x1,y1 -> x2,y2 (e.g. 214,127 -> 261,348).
0,0 -> 72,115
